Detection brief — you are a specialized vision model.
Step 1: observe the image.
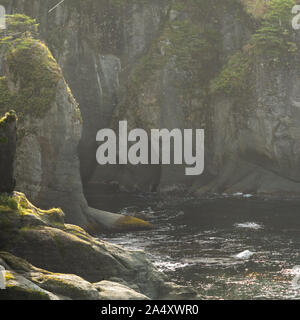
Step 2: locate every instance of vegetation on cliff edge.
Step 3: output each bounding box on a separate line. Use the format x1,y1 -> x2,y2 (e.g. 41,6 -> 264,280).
211,0 -> 298,95
0,15 -> 62,119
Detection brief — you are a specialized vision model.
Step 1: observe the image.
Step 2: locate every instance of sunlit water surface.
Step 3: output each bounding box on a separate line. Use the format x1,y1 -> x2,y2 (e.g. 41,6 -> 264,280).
86,188 -> 300,300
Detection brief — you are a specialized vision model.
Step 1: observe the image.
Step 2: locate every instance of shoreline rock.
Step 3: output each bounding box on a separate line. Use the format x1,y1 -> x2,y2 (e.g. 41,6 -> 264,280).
0,192 -> 195,300
0,252 -> 150,300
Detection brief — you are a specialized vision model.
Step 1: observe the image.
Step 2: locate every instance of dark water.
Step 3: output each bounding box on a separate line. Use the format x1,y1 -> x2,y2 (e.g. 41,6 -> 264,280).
86,188 -> 300,300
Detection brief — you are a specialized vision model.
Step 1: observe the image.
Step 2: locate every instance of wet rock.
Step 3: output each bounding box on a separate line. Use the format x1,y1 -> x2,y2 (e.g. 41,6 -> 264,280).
0,193 -> 190,299
0,252 -> 150,300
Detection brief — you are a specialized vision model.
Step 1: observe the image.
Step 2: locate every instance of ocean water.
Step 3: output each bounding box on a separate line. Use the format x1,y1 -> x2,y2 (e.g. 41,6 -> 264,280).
85,188 -> 300,300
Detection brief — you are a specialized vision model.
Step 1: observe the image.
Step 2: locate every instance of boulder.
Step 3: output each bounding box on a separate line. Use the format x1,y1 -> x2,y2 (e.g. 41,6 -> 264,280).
0,252 -> 149,300
0,192 -> 194,299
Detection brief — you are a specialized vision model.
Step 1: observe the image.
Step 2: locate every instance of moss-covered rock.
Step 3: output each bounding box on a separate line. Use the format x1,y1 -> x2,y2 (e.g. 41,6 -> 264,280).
212,0 -> 298,96
0,111 -> 17,193
0,15 -> 62,119
115,215 -> 153,231
192,0 -> 300,195
0,193 -> 191,299
0,252 -> 151,300
0,192 -> 64,230
0,14 -> 149,232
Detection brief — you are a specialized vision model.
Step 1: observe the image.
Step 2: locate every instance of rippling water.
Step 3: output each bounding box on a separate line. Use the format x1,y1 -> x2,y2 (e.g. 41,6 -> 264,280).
86,187 -> 300,300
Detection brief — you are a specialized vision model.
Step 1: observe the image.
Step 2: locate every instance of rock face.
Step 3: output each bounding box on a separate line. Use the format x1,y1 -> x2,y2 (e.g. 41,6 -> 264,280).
0,15 -> 153,230
5,0 -> 300,196
199,0 -> 300,195
195,61 -> 300,195
0,252 -> 150,300
13,72 -> 88,227
0,111 -> 17,193
0,192 -> 195,300
5,0 -> 170,184
1,31 -> 91,227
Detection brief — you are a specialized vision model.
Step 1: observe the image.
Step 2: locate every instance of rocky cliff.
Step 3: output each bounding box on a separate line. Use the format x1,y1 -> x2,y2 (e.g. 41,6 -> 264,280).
4,0 -> 300,196
0,14 -> 152,230
201,0 -> 300,195
0,25 -> 191,297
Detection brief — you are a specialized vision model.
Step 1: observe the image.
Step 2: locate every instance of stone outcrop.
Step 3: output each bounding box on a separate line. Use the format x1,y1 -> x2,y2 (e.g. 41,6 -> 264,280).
197,0 -> 300,195
0,252 -> 150,300
0,111 -> 17,193
5,0 -> 300,196
0,15 -> 152,230
0,192 -> 196,300
4,0 -> 171,184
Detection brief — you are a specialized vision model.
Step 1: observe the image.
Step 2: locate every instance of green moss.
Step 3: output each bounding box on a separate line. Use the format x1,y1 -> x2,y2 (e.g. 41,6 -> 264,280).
5,14 -> 38,36
0,110 -> 17,125
0,252 -> 32,273
115,216 -> 153,231
0,285 -> 50,300
0,194 -> 19,211
64,224 -> 92,242
4,271 -> 16,282
0,15 -> 62,119
211,50 -> 253,95
32,273 -> 86,299
0,192 -> 65,228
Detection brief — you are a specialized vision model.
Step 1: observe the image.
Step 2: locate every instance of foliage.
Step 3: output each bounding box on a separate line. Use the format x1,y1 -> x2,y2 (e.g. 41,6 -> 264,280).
211,51 -> 252,95
212,0 -> 299,95
163,19 -> 219,86
251,0 -> 297,57
240,0 -> 269,19
0,15 -> 62,119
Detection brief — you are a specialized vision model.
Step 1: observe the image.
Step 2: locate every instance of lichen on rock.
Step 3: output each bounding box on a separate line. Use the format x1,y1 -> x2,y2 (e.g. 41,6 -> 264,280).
0,193 -> 193,300
0,252 -> 151,300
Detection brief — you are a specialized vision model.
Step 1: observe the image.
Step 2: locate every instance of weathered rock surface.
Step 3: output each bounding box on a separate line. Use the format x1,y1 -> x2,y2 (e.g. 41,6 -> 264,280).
0,111 -> 17,193
94,281 -> 150,300
0,192 -> 195,299
0,16 -> 152,231
0,252 -> 150,300
5,0 -> 300,196
5,0 -> 170,183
